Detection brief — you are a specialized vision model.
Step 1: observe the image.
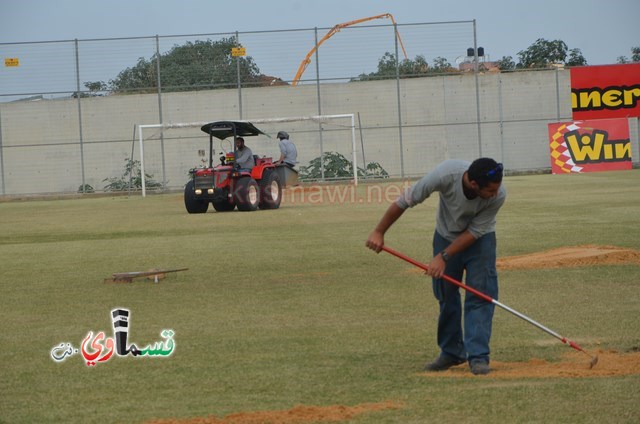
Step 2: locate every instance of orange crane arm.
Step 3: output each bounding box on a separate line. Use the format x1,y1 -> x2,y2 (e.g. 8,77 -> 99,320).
291,13 -> 408,86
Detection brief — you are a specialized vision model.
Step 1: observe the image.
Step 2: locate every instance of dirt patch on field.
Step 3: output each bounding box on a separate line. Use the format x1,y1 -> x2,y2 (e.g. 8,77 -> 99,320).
419,350 -> 640,379
403,245 -> 640,275
145,401 -> 402,424
496,245 -> 640,270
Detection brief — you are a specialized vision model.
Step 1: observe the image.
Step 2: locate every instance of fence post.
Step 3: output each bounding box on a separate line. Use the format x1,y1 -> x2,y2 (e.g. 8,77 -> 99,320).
0,106 -> 4,195
74,39 -> 87,193
236,31 -> 243,119
498,74 -> 505,164
555,66 -> 561,122
472,20 -> 482,157
314,27 -> 325,181
394,23 -> 405,179
155,35 -> 167,189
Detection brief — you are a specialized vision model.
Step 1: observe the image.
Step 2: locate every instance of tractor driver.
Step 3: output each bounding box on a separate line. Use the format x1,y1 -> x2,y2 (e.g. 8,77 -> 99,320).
234,137 -> 254,171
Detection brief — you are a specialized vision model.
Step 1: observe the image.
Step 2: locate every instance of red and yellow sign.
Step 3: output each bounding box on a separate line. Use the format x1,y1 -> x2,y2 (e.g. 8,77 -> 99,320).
548,118 -> 632,174
571,63 -> 640,120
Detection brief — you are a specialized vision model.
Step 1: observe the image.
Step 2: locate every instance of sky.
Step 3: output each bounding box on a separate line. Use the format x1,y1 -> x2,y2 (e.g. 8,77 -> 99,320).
1,0 -> 638,66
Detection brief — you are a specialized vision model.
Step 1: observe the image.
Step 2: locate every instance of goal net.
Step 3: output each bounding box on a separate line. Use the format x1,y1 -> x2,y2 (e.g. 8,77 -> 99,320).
134,114 -> 358,197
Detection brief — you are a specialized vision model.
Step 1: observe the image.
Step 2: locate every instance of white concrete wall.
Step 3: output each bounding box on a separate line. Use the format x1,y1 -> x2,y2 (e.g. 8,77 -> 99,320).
0,69 -> 637,195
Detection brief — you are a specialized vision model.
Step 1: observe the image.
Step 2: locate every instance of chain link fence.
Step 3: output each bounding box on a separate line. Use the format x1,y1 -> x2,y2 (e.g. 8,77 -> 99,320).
1,21 -> 636,196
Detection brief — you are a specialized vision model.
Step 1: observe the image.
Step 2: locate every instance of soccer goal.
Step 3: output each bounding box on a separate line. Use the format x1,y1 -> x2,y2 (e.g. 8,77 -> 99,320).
134,114 -> 358,197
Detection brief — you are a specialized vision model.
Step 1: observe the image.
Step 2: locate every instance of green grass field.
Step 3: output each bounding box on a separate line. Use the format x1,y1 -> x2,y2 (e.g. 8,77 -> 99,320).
1,170 -> 639,423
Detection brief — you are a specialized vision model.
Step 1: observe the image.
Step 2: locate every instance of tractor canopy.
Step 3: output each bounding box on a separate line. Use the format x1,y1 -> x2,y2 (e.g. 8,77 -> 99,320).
200,121 -> 268,140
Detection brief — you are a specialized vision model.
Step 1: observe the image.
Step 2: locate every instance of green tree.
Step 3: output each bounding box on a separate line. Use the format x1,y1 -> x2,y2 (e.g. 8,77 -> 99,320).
430,56 -> 456,73
84,81 -> 108,92
396,54 -> 430,76
355,52 -> 422,80
496,55 -> 516,71
354,53 -> 458,81
566,48 -> 587,66
516,38 -> 587,68
85,38 -> 262,94
617,46 -> 640,63
374,52 -> 402,78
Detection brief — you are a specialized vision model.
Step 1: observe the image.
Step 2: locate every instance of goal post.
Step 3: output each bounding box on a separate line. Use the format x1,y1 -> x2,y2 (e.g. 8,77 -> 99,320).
134,114 -> 358,197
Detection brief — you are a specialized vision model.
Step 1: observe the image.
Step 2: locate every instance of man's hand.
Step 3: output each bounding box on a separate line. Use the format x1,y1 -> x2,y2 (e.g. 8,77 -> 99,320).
427,254 -> 446,279
365,203 -> 405,254
365,230 -> 384,253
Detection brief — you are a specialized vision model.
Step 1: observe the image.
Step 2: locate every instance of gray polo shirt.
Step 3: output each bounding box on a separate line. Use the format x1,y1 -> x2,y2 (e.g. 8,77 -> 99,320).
235,146 -> 254,170
278,139 -> 297,166
395,159 -> 506,241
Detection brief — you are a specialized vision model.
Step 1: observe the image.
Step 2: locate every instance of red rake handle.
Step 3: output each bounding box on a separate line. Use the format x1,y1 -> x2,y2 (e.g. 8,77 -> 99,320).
380,245 -> 590,356
381,245 -> 493,302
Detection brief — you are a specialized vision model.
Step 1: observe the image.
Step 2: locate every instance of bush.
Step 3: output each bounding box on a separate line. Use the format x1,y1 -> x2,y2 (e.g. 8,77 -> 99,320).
77,184 -> 94,193
103,158 -> 165,192
299,151 -> 389,180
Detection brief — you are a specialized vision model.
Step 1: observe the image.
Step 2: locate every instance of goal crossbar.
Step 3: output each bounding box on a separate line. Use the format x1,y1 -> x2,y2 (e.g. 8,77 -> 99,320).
135,114 -> 358,197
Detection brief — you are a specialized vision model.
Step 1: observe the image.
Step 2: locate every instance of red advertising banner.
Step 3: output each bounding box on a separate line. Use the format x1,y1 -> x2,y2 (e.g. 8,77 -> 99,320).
548,118 -> 632,174
571,63 -> 640,119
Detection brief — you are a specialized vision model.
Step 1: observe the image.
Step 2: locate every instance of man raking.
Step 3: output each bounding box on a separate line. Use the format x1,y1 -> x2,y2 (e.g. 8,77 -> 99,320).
366,158 -> 506,375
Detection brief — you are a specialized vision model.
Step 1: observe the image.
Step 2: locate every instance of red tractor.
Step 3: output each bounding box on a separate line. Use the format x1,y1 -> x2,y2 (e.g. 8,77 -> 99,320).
184,121 -> 297,213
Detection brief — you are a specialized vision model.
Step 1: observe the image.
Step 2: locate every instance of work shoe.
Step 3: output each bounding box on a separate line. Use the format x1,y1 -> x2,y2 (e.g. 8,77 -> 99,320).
424,355 -> 466,371
469,360 -> 491,375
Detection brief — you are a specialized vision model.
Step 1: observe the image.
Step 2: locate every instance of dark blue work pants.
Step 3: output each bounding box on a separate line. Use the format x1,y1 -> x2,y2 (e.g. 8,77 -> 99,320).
431,231 -> 498,364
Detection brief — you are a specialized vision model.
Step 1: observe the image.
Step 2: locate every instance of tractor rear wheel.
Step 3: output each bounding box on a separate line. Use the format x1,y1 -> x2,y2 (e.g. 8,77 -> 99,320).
184,180 -> 209,214
259,169 -> 282,210
234,177 -> 260,211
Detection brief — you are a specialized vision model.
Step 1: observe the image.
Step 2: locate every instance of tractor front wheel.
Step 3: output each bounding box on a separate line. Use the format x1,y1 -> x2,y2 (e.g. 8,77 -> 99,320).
212,192 -> 235,212
234,177 -> 260,211
184,180 -> 209,214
